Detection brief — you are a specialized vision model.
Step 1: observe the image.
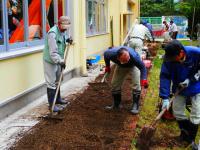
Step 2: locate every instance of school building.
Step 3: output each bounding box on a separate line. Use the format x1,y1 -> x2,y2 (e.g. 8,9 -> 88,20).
0,0 -> 140,119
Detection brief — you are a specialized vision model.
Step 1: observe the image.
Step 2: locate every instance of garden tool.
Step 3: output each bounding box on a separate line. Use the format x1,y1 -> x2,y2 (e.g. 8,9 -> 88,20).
43,44 -> 71,121
101,72 -> 109,83
136,88 -> 183,150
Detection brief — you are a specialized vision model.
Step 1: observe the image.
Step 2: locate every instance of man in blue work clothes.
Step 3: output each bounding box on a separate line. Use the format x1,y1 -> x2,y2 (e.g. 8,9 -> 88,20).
160,40 -> 200,149
104,46 -> 148,114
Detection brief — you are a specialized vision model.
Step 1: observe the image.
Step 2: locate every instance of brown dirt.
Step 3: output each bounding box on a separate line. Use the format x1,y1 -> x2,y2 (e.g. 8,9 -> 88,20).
11,73 -> 140,150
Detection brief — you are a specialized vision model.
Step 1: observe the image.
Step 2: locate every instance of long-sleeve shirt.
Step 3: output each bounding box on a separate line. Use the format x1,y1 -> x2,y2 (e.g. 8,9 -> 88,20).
104,46 -> 147,80
169,23 -> 178,32
159,46 -> 200,99
129,24 -> 153,41
47,32 -> 63,64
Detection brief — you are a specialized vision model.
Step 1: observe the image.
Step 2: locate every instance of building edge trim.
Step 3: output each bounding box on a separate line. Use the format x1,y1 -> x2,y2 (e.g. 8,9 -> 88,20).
0,68 -> 80,120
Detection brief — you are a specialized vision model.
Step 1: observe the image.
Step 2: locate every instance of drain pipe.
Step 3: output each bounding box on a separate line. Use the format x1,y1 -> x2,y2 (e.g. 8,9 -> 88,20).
79,0 -> 88,76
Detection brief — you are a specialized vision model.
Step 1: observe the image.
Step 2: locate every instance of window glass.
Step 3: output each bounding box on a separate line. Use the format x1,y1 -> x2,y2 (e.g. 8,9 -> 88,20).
46,0 -> 55,31
8,0 -> 24,43
127,4 -> 132,32
58,0 -> 63,18
28,0 -> 43,40
0,0 -> 3,45
46,0 -> 63,32
87,1 -> 95,33
86,0 -> 107,35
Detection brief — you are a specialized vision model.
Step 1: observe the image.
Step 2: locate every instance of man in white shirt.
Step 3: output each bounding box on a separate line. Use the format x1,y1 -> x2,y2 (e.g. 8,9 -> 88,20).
169,20 -> 178,39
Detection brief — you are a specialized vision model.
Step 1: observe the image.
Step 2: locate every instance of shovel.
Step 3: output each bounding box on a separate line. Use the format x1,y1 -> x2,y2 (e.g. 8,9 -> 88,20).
42,44 -> 71,121
136,88 -> 183,149
101,72 -> 109,83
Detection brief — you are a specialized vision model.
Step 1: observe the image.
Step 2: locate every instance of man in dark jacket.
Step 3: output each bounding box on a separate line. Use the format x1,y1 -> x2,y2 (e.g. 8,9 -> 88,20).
104,46 -> 148,114
160,40 -> 200,149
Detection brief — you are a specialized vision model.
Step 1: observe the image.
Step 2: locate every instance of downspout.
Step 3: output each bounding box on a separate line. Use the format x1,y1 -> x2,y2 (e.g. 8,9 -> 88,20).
79,0 -> 88,76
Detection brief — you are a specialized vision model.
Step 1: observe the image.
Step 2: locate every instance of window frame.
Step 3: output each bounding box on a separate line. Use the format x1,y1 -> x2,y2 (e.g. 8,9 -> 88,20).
86,0 -> 108,36
7,0 -> 45,51
0,0 -> 6,53
0,0 -> 70,56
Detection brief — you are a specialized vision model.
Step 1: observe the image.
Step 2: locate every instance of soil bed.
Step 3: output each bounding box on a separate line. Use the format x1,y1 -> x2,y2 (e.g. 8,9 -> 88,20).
11,72 -> 138,150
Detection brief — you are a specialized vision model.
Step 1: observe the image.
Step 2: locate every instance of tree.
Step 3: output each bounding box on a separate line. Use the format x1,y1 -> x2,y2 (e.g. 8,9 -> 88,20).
140,0 -> 175,17
140,0 -> 200,38
175,0 -> 200,37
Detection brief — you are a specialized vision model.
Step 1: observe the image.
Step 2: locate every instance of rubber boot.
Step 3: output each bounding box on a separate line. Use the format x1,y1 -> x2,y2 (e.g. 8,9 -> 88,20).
188,121 -> 198,150
131,91 -> 141,114
177,120 -> 199,150
47,88 -> 63,112
56,88 -> 69,105
177,120 -> 190,143
105,93 -> 121,110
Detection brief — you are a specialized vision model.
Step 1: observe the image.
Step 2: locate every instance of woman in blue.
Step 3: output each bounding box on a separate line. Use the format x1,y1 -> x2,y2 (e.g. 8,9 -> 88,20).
160,40 -> 200,149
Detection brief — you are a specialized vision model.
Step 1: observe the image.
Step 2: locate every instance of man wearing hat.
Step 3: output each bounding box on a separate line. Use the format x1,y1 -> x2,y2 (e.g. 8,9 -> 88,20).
43,16 -> 73,112
160,40 -> 200,149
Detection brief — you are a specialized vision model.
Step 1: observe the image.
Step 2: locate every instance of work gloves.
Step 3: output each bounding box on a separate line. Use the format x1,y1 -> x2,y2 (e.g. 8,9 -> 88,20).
66,37 -> 73,45
59,60 -> 66,70
179,78 -> 190,88
179,70 -> 200,88
105,66 -> 111,73
141,79 -> 149,89
162,99 -> 170,110
191,70 -> 200,82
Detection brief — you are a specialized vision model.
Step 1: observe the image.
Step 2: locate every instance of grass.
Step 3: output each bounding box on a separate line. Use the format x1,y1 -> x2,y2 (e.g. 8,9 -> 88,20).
131,40 -> 200,150
180,40 -> 199,46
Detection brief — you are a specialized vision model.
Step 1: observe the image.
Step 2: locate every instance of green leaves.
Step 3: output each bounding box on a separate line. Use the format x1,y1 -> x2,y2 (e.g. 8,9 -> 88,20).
140,0 -> 200,37
140,0 -> 175,17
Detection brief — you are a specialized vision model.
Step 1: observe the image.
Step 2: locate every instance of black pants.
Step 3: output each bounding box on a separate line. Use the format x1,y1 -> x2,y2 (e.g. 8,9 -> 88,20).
171,31 -> 178,39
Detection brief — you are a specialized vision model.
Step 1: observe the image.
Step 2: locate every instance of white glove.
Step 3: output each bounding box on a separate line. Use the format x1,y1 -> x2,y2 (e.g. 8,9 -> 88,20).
179,79 -> 190,88
194,70 -> 200,81
162,99 -> 170,110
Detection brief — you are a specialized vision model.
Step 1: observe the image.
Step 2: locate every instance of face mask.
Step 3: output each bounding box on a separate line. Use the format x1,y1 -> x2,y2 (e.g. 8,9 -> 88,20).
120,61 -> 126,64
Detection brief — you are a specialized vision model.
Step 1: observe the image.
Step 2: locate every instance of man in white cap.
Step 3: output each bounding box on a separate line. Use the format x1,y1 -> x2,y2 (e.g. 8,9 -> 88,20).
126,21 -> 153,113
43,16 -> 73,112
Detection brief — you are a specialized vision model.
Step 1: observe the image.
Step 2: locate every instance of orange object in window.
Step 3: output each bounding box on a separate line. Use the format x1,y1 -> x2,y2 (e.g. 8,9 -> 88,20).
9,0 -> 52,43
58,0 -> 63,19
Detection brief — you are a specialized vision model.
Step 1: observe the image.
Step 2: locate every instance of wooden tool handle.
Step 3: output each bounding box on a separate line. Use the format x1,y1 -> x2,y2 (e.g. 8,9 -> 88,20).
122,21 -> 135,45
151,88 -> 184,127
51,44 -> 70,113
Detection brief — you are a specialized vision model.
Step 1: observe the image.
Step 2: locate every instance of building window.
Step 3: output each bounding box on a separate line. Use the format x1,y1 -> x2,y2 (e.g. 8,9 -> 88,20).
46,0 -> 64,31
47,1 -> 55,29
86,0 -> 107,35
0,1 -> 3,45
0,0 -> 69,54
8,0 -> 24,43
28,0 -> 43,41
